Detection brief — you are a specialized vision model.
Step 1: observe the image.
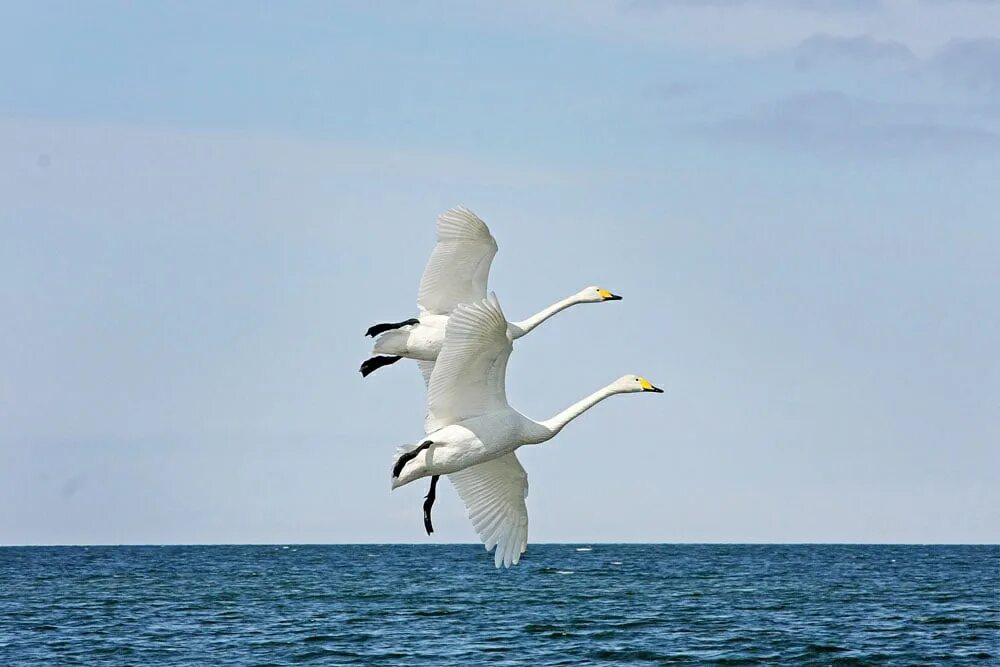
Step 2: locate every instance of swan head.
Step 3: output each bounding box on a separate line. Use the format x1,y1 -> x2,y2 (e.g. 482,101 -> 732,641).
578,286 -> 623,303
614,374 -> 664,394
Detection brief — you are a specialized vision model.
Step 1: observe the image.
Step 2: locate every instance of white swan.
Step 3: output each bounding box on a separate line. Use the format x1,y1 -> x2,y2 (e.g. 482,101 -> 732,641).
390,294 -> 662,568
360,207 -> 621,379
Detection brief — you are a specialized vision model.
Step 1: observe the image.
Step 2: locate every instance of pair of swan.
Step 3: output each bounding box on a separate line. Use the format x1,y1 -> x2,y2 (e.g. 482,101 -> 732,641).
363,207 -> 662,567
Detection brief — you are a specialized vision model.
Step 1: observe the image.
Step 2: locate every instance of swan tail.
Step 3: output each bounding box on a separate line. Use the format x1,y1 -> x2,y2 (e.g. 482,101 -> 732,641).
391,440 -> 433,488
372,329 -> 409,356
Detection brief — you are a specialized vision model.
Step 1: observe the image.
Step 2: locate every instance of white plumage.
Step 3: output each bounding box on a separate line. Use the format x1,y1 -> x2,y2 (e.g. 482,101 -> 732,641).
449,454 -> 529,569
425,293 -> 512,433
416,207 -> 498,317
362,207 -> 621,380
390,294 -> 662,567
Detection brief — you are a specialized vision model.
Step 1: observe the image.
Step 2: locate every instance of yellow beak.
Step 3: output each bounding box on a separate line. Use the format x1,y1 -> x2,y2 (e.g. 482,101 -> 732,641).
598,288 -> 622,301
639,378 -> 664,393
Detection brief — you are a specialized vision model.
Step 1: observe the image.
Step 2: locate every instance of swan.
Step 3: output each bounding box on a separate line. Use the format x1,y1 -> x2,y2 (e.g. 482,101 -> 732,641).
360,206 -> 621,379
390,293 -> 662,568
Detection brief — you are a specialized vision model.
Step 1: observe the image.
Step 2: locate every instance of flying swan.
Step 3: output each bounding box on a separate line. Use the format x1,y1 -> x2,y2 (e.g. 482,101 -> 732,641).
360,207 -> 621,379
390,293 -> 662,568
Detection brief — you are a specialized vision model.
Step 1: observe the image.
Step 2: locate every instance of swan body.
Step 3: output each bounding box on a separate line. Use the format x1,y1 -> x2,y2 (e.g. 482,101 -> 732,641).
372,314 -> 447,361
392,412 -> 550,487
390,294 -> 662,567
362,207 -> 621,378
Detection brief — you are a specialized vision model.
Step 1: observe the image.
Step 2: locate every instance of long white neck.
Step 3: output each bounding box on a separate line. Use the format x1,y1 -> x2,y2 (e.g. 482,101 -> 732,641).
508,293 -> 583,339
537,384 -> 619,440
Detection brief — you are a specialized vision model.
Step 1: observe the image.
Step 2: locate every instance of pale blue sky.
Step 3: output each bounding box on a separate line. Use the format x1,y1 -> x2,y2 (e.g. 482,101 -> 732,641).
1,1 -> 997,545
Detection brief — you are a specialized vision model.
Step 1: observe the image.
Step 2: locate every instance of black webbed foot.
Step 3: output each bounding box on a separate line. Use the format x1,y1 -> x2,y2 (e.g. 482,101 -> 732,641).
359,355 -> 401,377
423,475 -> 440,535
392,440 -> 433,479
365,318 -> 420,338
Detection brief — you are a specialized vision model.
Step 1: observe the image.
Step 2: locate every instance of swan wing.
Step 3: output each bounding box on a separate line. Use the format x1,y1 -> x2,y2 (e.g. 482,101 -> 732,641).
448,453 -> 529,568
416,360 -> 435,388
417,207 -> 498,315
426,294 -> 511,433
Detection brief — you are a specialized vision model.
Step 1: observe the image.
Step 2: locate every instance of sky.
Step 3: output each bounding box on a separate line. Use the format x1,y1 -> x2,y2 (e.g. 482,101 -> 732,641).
1,0 -> 997,545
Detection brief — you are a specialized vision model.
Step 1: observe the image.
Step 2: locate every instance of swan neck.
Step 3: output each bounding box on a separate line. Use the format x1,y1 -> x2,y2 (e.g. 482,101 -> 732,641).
509,294 -> 581,338
540,384 -> 618,437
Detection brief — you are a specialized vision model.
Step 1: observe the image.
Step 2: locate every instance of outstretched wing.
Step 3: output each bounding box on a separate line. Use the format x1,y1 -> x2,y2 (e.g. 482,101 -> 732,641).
448,453 -> 529,568
416,360 -> 435,388
426,294 -> 512,433
417,207 -> 498,316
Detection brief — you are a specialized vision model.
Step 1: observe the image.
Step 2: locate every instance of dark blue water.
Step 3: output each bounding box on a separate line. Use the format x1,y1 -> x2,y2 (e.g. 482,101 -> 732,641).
1,545 -> 996,665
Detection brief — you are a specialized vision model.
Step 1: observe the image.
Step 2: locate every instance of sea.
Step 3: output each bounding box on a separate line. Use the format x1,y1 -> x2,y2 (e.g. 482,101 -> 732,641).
1,544 -> 996,665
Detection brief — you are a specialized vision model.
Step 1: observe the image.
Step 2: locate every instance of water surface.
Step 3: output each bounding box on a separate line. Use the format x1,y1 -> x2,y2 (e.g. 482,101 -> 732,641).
1,544 -> 996,664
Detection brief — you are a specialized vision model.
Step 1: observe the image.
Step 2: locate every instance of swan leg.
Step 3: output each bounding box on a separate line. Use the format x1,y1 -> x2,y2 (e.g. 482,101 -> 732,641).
360,355 -> 402,377
423,475 -> 440,535
392,440 -> 433,479
365,318 -> 420,338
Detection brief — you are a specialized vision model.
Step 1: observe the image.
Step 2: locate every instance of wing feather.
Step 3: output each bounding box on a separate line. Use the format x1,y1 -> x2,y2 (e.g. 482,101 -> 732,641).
416,360 -> 435,388
425,294 -> 511,433
449,453 -> 529,568
417,207 -> 498,315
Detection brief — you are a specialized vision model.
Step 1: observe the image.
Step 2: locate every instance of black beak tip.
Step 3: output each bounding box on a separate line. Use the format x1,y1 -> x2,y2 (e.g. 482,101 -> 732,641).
605,294 -> 623,301
648,386 -> 664,393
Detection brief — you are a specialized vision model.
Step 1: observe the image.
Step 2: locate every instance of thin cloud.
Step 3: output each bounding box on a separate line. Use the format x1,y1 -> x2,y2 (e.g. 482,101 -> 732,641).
707,90 -> 1000,156
432,1 -> 1000,56
644,81 -> 701,100
793,33 -> 916,69
624,0 -> 882,12
792,34 -> 1000,94
969,103 -> 1000,119
933,38 -> 1000,93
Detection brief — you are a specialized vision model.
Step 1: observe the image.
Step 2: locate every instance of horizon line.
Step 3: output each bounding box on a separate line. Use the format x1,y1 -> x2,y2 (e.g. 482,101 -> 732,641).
2,541 -> 997,548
